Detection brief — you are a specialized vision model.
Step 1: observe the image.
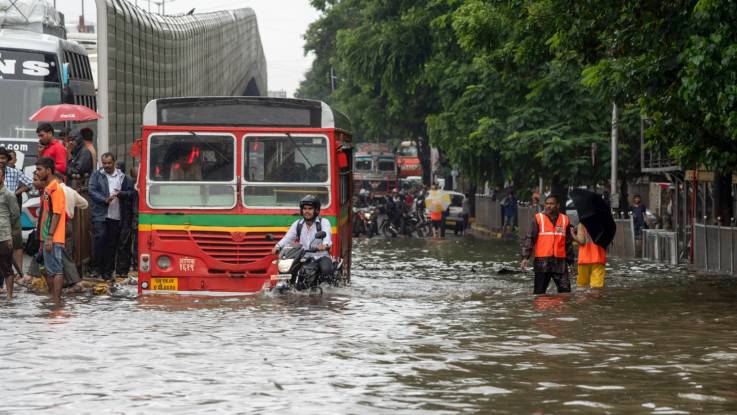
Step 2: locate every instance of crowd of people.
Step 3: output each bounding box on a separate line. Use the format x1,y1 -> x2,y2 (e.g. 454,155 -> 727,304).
0,124 -> 139,304
354,184 -> 471,238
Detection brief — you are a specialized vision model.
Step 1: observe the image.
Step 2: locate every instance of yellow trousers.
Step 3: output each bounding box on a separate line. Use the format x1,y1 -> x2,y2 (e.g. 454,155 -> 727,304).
577,263 -> 606,288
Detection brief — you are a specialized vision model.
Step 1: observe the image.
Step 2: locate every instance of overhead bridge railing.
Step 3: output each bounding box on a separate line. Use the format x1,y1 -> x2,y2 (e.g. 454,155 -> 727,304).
693,222 -> 737,276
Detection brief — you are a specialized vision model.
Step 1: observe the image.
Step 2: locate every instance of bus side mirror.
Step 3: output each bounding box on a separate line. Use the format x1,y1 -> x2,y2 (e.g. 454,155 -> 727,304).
315,231 -> 326,239
130,138 -> 142,158
338,152 -> 349,169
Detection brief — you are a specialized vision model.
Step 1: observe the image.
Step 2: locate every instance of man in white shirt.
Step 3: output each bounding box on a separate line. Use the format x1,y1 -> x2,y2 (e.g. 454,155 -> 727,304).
272,195 -> 333,277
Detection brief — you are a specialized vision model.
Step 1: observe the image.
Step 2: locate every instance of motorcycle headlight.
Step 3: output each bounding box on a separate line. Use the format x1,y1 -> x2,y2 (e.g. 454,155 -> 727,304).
364,212 -> 372,219
278,258 -> 295,273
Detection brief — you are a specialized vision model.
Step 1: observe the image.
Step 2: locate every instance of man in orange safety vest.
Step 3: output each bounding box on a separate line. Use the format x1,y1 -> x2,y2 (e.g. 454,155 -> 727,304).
520,194 -> 574,294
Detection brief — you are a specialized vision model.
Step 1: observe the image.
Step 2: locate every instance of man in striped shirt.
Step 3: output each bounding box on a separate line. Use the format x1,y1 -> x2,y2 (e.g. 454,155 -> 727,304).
0,147 -> 31,278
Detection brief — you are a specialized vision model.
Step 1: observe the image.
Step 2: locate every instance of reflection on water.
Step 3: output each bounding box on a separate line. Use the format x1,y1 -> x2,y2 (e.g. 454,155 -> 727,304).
2,236 -> 737,414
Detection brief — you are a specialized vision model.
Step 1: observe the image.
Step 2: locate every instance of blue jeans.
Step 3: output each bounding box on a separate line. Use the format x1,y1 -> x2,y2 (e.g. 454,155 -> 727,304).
43,243 -> 64,276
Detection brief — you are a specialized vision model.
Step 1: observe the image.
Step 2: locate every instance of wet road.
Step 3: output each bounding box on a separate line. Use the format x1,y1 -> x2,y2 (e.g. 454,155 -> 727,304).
1,236 -> 737,414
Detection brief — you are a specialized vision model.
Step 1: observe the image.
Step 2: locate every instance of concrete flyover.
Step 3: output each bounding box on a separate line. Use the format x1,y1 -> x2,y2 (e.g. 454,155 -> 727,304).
94,0 -> 267,164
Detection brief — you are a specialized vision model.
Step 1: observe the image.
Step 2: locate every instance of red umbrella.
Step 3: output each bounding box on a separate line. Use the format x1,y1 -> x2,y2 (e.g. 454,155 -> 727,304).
29,104 -> 102,122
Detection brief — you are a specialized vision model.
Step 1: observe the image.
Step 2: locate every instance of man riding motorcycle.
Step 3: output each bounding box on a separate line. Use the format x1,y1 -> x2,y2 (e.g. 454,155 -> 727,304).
271,195 -> 333,277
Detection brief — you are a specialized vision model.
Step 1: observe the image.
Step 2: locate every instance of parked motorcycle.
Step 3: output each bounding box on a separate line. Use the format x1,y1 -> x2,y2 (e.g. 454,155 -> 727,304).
271,231 -> 345,294
353,207 -> 379,237
380,211 -> 426,238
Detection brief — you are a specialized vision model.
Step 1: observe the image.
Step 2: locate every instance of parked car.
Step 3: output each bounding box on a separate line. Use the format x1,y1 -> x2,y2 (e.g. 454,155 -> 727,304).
425,191 -> 467,234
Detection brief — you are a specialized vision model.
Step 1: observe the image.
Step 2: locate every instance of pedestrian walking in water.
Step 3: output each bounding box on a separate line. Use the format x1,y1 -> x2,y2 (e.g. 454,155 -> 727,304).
0,147 -> 31,278
36,157 -> 66,305
631,194 -> 648,239
572,222 -> 607,288
501,190 -> 518,234
0,166 -> 20,299
89,153 -> 134,280
520,195 -> 574,294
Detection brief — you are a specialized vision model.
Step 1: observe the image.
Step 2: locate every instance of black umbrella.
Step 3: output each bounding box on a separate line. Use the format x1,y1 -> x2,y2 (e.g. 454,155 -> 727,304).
569,189 -> 616,248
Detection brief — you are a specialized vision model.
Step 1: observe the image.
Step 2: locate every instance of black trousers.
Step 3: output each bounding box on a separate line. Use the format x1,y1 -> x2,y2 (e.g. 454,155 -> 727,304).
534,271 -> 571,294
92,219 -> 121,278
116,218 -> 133,276
317,256 -> 334,276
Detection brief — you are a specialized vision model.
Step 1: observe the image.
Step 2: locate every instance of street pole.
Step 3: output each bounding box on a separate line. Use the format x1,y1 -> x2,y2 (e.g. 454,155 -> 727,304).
611,101 -> 619,209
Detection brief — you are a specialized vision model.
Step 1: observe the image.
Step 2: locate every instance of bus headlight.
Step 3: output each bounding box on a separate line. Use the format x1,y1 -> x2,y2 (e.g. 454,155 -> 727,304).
140,254 -> 150,272
157,255 -> 172,270
277,259 -> 294,273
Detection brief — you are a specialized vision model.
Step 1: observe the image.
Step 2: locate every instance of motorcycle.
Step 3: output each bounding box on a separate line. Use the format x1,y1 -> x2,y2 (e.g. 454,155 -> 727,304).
353,207 -> 379,237
271,231 -> 345,294
380,211 -> 426,238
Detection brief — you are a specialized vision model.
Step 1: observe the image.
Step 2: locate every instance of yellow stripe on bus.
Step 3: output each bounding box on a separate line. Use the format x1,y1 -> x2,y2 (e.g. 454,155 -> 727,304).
138,224 -> 291,233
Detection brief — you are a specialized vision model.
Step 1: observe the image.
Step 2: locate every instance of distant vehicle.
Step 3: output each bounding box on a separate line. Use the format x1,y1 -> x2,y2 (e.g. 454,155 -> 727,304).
0,28 -> 96,174
396,140 -> 422,179
444,191 -> 467,234
353,143 -> 397,197
424,191 -> 467,234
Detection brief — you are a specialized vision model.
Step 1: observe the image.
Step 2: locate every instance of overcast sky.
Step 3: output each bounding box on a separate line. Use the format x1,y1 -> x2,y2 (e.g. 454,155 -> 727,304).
56,0 -> 322,96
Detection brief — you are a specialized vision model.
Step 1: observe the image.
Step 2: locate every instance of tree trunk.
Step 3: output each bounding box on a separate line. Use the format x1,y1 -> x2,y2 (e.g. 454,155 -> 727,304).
415,136 -> 432,186
550,176 -> 568,206
714,171 -> 733,225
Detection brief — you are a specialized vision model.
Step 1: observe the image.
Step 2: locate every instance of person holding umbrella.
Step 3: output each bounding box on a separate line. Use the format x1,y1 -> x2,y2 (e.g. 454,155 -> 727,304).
572,222 -> 607,288
568,189 -> 616,289
520,195 -> 574,295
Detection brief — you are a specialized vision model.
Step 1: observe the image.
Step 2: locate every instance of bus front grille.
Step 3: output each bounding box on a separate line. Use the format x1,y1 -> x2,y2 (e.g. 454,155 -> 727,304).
157,230 -> 283,265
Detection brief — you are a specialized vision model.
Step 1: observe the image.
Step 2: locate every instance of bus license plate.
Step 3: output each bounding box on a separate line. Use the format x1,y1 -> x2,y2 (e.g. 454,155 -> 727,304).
151,278 -> 178,291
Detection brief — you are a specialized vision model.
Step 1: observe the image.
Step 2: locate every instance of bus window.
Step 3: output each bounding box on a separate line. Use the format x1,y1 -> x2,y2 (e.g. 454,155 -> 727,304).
354,157 -> 372,171
244,134 -> 330,208
147,133 -> 236,208
378,158 -> 395,171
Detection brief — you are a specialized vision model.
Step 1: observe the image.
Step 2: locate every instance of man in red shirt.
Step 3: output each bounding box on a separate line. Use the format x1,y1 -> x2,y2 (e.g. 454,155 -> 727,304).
36,124 -> 67,177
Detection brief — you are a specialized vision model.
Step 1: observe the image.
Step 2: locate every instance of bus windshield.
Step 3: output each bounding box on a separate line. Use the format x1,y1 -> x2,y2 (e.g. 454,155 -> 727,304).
0,80 -> 61,139
244,134 -> 330,208
398,145 -> 417,157
378,158 -> 395,172
147,133 -> 236,208
354,156 -> 372,171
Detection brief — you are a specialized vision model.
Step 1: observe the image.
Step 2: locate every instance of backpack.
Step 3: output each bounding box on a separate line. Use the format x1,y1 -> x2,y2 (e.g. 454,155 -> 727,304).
296,217 -> 323,240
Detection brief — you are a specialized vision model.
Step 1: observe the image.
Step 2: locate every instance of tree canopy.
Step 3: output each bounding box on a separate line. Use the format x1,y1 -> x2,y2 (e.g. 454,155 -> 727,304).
297,0 -> 737,195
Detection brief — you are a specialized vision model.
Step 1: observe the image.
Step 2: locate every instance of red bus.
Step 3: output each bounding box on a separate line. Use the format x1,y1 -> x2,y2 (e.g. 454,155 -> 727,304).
353,143 -> 397,196
135,97 -> 353,295
396,140 -> 422,178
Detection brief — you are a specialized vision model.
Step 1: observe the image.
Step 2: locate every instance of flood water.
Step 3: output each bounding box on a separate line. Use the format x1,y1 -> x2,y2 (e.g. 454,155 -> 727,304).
2,236 -> 737,414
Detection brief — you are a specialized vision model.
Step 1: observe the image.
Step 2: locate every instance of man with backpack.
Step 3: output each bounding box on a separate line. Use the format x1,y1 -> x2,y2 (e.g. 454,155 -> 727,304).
271,195 -> 333,278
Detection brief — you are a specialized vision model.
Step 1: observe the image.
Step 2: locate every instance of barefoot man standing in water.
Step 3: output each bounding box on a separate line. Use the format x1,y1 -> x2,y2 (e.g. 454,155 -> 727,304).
520,194 -> 574,295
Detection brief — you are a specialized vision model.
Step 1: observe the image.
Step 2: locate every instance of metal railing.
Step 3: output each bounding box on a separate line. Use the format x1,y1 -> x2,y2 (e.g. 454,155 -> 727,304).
474,195 -> 502,231
517,206 -> 535,232
642,229 -> 677,265
609,218 -> 636,258
693,222 -> 737,275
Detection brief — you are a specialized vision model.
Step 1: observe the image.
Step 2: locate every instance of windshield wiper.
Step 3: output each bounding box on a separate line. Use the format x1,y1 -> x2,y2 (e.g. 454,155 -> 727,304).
285,132 -> 314,170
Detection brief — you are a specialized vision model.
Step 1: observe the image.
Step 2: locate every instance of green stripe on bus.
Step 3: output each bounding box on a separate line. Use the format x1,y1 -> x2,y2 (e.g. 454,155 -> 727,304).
139,213 -> 337,227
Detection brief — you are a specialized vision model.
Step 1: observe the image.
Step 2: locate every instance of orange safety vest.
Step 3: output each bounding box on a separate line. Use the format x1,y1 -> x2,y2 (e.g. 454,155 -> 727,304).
534,212 -> 569,259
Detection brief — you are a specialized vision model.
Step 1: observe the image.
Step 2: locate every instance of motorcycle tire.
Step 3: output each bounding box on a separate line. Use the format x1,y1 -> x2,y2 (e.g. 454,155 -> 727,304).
380,221 -> 397,238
